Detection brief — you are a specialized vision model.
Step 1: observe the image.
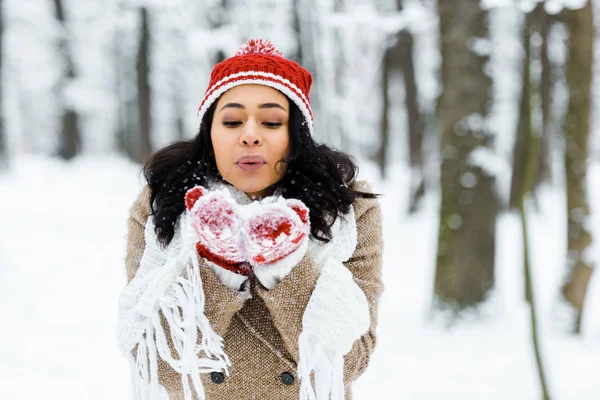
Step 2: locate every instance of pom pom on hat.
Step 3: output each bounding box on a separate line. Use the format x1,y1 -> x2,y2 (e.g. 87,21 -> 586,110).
235,39 -> 284,57
197,38 -> 314,135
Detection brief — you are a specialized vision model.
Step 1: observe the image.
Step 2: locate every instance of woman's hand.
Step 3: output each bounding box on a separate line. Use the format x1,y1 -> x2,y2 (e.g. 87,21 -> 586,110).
186,187 -> 251,290
246,198 -> 311,289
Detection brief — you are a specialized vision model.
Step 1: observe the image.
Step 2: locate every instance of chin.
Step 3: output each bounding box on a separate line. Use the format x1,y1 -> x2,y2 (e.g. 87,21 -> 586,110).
231,180 -> 270,196
232,174 -> 282,197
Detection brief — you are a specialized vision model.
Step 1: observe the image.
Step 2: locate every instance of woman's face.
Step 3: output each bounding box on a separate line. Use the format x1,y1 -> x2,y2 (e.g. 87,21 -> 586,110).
211,84 -> 290,200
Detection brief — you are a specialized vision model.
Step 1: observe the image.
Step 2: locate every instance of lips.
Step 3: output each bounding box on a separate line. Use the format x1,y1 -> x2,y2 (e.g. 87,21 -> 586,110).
236,156 -> 266,172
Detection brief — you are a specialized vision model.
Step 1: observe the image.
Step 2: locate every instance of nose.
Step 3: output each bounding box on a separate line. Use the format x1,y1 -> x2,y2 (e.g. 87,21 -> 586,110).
239,119 -> 262,147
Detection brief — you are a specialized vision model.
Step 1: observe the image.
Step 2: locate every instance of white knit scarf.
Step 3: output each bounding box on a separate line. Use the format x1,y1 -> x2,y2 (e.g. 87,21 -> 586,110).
117,182 -> 370,400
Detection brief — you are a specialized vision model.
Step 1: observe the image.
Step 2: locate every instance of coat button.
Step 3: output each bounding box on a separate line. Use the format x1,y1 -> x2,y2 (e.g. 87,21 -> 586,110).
211,372 -> 225,384
280,372 -> 295,385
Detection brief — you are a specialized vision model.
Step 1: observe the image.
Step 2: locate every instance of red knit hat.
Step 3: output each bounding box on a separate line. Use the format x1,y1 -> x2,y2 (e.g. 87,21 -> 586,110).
197,39 -> 314,135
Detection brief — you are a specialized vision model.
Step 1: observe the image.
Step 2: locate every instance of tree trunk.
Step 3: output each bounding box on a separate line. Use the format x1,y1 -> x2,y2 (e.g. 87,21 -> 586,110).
511,16 -> 535,301
377,0 -> 423,197
292,0 -> 303,64
114,28 -> 127,155
434,0 -> 498,310
509,12 -> 533,209
114,1 -> 133,156
536,5 -> 552,186
377,44 -> 391,180
510,6 -> 552,211
333,0 -> 346,150
135,7 -> 152,164
376,0 -> 404,180
400,23 -> 425,212
0,0 -> 7,171
561,0 -> 595,334
53,0 -> 81,160
513,17 -> 552,399
518,113 -> 552,400
294,0 -> 322,136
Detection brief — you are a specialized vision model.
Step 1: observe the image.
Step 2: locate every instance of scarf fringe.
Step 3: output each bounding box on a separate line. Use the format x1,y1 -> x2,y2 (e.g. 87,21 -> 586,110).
128,253 -> 230,400
298,332 -> 346,400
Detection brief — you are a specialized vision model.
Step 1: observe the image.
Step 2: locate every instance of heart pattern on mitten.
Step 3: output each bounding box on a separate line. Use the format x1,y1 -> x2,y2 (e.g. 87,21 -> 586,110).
245,199 -> 310,267
185,186 -> 251,275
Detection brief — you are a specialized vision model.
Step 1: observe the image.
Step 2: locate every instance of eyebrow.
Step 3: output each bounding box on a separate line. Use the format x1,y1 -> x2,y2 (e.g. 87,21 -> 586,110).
259,102 -> 287,111
219,102 -> 287,113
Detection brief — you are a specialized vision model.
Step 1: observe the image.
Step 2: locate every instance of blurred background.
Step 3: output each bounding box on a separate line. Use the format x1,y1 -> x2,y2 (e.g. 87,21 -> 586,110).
0,0 -> 599,399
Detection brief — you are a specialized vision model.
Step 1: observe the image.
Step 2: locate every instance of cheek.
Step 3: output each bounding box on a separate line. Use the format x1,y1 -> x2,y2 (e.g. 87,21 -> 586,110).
278,130 -> 291,158
211,129 -> 229,158
210,132 -> 229,174
272,134 -> 290,175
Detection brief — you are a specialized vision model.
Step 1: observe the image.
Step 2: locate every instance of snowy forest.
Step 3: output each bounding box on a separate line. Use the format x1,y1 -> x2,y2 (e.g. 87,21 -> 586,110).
0,0 -> 599,399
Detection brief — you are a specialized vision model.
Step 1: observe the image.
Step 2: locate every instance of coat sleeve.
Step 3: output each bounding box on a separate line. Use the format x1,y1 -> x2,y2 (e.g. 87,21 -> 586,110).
124,186 -> 250,391
255,180 -> 384,384
339,181 -> 384,380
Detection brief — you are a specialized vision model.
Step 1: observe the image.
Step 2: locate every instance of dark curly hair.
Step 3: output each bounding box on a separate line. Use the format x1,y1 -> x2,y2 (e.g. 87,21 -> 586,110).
143,97 -> 378,248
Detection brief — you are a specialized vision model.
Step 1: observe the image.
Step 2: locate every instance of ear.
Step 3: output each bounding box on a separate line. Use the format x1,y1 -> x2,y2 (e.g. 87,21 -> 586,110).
185,186 -> 205,211
286,199 -> 309,224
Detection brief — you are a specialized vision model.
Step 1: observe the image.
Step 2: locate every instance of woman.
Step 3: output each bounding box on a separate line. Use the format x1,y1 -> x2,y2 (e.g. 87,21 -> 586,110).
117,39 -> 384,400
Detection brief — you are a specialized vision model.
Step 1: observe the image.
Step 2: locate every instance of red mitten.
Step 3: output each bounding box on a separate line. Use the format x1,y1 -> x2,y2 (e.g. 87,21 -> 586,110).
245,198 -> 310,289
185,186 -> 251,290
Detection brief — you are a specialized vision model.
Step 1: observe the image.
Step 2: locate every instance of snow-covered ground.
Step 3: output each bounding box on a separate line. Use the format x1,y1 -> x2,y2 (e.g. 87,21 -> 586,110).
0,156 -> 598,399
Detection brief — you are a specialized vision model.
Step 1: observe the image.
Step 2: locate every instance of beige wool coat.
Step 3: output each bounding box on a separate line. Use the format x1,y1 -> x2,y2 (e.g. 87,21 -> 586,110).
124,180 -> 384,399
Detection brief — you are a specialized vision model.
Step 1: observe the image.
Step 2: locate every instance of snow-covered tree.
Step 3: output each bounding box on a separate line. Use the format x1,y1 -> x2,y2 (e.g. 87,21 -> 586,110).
509,3 -> 554,212
434,0 -> 499,310
52,0 -> 81,160
560,0 -> 595,334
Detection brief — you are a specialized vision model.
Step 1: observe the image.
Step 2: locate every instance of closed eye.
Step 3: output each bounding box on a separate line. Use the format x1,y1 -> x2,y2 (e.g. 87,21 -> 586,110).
222,121 -> 242,127
263,122 -> 283,128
